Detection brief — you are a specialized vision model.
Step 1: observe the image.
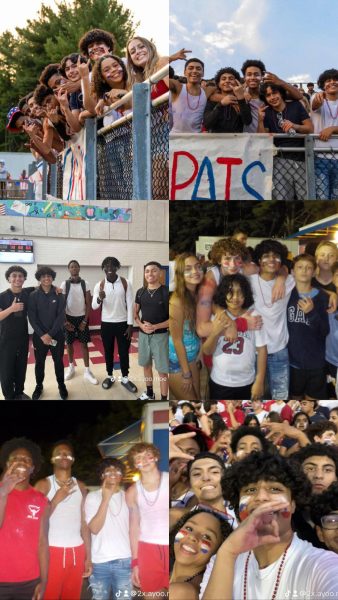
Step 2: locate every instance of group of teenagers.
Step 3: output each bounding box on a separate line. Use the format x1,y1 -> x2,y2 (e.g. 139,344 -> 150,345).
169,52 -> 338,200
0,438 -> 168,600
6,28 -> 170,188
169,232 -> 338,401
169,399 -> 338,599
0,257 -> 169,401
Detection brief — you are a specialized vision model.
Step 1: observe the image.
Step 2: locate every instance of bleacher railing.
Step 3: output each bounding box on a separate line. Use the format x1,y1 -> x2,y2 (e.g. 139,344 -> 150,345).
29,65 -> 169,201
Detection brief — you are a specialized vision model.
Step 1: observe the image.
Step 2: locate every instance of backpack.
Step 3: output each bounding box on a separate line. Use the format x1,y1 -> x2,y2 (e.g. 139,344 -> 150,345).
65,278 -> 87,302
136,285 -> 169,321
99,277 -> 128,307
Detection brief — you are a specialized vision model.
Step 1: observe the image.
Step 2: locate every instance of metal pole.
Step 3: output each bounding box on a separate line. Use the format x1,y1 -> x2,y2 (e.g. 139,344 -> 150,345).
85,118 -> 97,200
304,135 -> 316,200
49,162 -> 57,198
132,82 -> 152,200
42,161 -> 48,200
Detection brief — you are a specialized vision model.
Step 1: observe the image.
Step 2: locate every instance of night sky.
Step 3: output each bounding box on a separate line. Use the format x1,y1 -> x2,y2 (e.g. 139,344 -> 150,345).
0,401 -> 143,443
0,401 -> 146,483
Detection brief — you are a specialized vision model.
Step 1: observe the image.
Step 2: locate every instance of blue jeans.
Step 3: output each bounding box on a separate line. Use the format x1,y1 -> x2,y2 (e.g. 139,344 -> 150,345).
89,558 -> 132,600
315,157 -> 338,200
267,347 -> 289,400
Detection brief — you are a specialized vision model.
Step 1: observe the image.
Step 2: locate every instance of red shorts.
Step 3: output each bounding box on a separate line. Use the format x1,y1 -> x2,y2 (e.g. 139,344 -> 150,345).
44,544 -> 85,600
138,541 -> 169,592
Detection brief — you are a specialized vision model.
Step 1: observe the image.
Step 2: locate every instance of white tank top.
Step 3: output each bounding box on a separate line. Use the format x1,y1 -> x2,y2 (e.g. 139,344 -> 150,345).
47,475 -> 83,547
136,471 -> 168,544
171,85 -> 207,133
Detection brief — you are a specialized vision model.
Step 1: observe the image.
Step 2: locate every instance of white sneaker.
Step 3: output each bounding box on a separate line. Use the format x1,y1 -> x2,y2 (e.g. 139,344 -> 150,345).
65,365 -> 75,381
84,370 -> 99,385
137,391 -> 155,401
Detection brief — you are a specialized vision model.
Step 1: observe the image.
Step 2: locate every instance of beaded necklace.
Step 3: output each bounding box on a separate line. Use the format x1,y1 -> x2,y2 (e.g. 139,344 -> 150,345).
257,276 -> 274,308
139,472 -> 162,506
186,86 -> 202,111
243,541 -> 292,600
325,99 -> 338,121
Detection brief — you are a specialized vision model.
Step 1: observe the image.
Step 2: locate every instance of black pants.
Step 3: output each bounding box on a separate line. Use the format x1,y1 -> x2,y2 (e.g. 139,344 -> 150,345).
0,338 -> 29,399
32,332 -> 65,386
0,578 -> 39,600
209,378 -> 253,400
101,321 -> 131,377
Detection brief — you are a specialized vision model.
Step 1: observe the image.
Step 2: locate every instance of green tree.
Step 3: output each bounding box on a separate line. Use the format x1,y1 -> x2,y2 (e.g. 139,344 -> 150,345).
0,0 -> 138,151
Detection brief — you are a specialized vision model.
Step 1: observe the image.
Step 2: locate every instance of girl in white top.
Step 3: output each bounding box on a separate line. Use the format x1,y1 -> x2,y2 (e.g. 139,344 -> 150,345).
202,274 -> 267,400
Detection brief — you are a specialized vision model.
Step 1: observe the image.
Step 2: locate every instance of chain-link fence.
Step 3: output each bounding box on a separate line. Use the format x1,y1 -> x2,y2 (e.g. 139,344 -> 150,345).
268,134 -> 338,200
97,117 -> 133,200
0,180 -> 27,199
97,99 -> 169,200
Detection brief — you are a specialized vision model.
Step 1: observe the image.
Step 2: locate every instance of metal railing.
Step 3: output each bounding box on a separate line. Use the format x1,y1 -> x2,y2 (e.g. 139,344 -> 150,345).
24,66 -> 169,201
271,134 -> 338,200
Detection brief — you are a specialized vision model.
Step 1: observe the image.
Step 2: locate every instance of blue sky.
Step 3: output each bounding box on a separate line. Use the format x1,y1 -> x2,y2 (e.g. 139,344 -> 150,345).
170,0 -> 338,84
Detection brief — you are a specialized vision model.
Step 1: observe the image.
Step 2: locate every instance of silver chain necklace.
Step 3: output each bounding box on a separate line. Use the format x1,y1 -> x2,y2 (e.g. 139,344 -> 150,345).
147,286 -> 160,298
109,490 -> 123,517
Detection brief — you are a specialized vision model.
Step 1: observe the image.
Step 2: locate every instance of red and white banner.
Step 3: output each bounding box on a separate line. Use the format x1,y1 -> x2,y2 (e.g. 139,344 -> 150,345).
170,133 -> 274,200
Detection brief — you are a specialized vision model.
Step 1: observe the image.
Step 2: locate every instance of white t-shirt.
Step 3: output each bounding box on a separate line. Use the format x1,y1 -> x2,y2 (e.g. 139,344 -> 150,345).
200,534 -> 338,600
84,489 -> 131,563
254,409 -> 269,424
210,310 -> 267,387
249,274 -> 295,354
60,279 -> 90,317
311,96 -> 338,153
269,401 -> 286,414
91,276 -> 134,325
233,534 -> 338,600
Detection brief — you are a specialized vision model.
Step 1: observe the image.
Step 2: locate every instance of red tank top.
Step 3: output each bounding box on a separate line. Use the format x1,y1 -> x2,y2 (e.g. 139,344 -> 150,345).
151,79 -> 169,100
0,486 -> 48,582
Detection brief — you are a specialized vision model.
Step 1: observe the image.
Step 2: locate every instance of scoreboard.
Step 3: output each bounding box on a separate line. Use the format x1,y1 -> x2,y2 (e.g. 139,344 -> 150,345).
0,240 -> 34,263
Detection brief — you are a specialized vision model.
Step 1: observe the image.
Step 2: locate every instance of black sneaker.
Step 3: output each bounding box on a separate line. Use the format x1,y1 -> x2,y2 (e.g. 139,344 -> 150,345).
32,385 -> 43,400
58,384 -> 68,400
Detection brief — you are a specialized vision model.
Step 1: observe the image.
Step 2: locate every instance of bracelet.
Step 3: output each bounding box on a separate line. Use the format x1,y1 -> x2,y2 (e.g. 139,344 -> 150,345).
182,371 -> 192,380
131,558 -> 138,568
82,320 -> 87,324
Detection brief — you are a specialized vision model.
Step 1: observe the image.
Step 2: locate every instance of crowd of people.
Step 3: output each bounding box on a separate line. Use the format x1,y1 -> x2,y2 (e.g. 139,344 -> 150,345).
169,231 -> 338,401
0,258 -> 169,400
169,399 -> 338,599
5,28 -> 169,198
169,53 -> 338,199
0,438 -> 168,599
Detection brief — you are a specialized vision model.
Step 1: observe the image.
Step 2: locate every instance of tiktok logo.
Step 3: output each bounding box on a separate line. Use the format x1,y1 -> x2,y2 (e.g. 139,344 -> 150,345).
27,505 -> 41,520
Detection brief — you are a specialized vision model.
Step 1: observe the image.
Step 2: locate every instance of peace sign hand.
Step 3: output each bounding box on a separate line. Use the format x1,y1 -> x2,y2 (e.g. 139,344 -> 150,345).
170,48 -> 192,62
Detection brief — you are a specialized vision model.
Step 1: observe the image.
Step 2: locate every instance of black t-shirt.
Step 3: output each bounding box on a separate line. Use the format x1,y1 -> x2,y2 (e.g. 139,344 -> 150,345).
0,287 -> 35,343
135,285 -> 169,334
311,277 -> 336,293
69,90 -> 84,111
264,100 -> 310,161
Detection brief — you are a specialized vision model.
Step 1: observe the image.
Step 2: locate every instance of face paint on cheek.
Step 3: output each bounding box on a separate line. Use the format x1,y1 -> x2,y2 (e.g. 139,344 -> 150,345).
175,529 -> 189,543
239,495 -> 251,521
273,494 -> 291,518
200,540 -> 212,554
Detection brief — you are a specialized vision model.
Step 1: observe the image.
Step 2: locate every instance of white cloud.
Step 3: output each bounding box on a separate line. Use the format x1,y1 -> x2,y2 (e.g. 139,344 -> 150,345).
287,73 -> 311,83
200,0 -> 267,57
